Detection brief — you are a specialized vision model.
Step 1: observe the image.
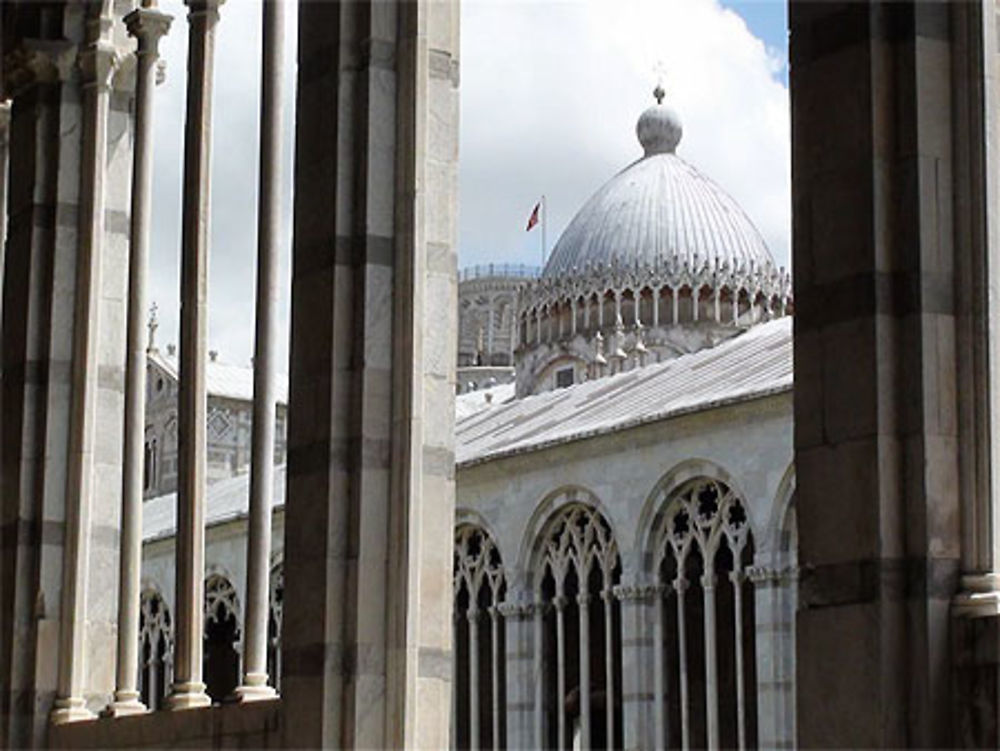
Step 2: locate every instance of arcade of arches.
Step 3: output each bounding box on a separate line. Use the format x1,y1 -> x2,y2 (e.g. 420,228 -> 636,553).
4,1 -> 1000,749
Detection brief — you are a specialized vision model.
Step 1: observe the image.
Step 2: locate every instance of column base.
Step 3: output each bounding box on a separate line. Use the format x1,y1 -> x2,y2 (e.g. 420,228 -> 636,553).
953,574 -> 1000,617
231,676 -> 278,703
50,696 -> 96,724
102,690 -> 148,717
164,681 -> 211,710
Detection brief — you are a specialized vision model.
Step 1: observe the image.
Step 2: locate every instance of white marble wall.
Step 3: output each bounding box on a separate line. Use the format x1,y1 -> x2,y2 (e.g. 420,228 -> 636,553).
456,392 -> 795,749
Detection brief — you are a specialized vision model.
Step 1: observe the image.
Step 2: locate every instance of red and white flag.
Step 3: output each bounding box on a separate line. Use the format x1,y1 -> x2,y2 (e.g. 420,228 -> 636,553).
526,202 -> 540,232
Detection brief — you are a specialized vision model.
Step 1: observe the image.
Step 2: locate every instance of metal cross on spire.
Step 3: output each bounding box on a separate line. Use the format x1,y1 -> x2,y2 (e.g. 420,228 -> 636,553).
653,60 -> 668,104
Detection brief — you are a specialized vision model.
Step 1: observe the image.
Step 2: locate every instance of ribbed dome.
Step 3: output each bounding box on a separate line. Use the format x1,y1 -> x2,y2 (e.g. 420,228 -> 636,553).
542,98 -> 774,278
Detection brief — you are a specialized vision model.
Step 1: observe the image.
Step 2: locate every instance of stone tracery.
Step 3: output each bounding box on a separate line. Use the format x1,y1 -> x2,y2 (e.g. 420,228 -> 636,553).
650,477 -> 757,750
533,503 -> 622,750
203,574 -> 241,703
453,525 -> 507,750
138,589 -> 172,711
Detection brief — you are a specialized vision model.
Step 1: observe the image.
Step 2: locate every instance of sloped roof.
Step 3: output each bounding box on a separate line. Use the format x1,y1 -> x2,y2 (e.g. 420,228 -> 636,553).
143,465 -> 287,542
455,382 -> 517,421
455,317 -> 792,466
148,350 -> 289,404
142,319 -> 792,542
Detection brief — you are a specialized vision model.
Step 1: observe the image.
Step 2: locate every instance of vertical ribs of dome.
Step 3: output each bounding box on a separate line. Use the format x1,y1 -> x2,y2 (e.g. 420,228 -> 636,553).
515,258 -> 792,396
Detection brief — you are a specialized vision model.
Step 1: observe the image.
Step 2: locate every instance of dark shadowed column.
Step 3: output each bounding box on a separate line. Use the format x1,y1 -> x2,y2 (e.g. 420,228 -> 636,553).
281,0 -> 459,746
790,2 -> 985,746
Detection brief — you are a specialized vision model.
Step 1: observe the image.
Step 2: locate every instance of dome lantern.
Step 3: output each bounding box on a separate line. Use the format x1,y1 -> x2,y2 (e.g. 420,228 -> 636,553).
637,85 -> 682,156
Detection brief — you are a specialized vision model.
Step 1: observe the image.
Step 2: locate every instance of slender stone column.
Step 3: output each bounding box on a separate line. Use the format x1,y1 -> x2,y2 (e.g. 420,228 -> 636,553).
234,0 -> 283,703
469,608 -> 481,750
701,569 -> 718,750
105,3 -> 172,718
675,576 -> 690,751
555,595 -> 567,750
602,588 -> 614,749
731,570 -> 746,751
165,0 -> 224,711
490,606 -> 501,751
49,12 -> 118,726
534,602 -> 545,747
578,592 -> 592,748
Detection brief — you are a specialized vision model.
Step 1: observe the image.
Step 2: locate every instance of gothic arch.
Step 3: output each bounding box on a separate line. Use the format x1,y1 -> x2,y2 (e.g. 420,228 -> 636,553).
517,485 -> 620,580
636,458 -> 754,565
203,573 -> 240,703
646,474 -> 759,749
529,501 -> 623,749
453,524 -> 508,749
138,588 -> 172,710
763,462 -> 796,556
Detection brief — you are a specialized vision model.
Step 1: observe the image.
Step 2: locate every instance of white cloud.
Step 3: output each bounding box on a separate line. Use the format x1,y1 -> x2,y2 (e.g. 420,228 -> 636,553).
459,0 -> 790,272
146,0 -> 789,367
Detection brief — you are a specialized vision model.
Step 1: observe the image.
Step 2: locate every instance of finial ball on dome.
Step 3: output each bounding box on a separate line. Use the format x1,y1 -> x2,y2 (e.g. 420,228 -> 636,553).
637,86 -> 682,156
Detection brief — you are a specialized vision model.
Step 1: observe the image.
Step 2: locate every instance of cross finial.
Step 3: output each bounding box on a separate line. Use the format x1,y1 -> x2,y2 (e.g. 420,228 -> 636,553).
653,60 -> 668,104
147,302 -> 159,353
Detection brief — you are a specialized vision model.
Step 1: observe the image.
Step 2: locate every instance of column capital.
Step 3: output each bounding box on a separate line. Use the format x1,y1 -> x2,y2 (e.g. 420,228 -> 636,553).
78,40 -> 120,91
185,0 -> 226,20
611,583 -> 657,602
496,600 -> 534,619
125,7 -> 173,53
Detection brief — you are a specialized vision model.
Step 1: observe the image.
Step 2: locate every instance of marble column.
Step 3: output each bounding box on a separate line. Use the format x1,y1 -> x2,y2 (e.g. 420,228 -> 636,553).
234,0 -> 283,703
952,1 -> 1000,616
578,592 -> 591,749
614,583 -> 654,751
950,2 -> 1000,744
1,16 -> 132,738
790,2 -> 965,745
50,11 -> 118,725
280,1 -> 459,746
106,2 -> 172,719
165,0 -> 225,711
0,100 -> 9,302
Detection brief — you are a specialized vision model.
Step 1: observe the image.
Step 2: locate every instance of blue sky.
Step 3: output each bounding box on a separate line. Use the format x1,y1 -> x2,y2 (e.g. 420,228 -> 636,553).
723,0 -> 788,75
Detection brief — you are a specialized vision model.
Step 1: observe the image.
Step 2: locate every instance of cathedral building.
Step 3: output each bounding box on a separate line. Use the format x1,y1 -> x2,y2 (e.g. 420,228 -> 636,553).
134,90 -> 798,750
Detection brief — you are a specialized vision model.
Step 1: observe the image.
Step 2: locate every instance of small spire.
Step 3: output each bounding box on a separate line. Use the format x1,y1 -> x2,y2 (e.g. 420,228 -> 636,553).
147,302 -> 159,353
653,82 -> 665,105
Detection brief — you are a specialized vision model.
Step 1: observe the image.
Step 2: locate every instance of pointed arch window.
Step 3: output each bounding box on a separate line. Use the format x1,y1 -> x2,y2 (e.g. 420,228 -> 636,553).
534,503 -> 622,750
650,477 -> 757,750
138,589 -> 172,710
203,574 -> 241,703
453,525 -> 507,750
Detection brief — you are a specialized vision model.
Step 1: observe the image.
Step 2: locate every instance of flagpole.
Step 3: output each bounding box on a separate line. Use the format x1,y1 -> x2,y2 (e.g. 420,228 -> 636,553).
541,194 -> 547,268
